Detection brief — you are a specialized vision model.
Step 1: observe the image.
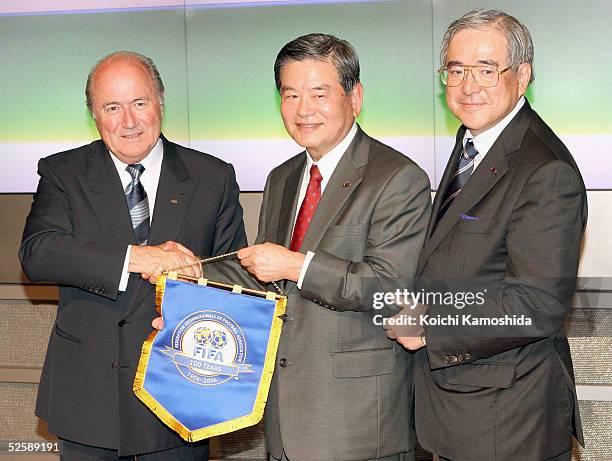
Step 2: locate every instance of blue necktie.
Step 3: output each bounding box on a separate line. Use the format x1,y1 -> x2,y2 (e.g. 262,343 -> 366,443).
437,139 -> 479,223
125,163 -> 150,245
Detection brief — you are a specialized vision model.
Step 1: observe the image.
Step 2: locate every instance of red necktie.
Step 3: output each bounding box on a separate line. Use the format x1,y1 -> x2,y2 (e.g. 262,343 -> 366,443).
290,164 -> 323,252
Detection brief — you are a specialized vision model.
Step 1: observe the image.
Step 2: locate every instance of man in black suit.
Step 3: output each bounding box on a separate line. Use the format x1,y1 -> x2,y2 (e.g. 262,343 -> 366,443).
390,9 -> 586,461
20,51 -> 246,460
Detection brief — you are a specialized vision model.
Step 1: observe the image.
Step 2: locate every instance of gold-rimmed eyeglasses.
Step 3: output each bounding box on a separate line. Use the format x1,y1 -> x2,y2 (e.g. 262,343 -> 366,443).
438,64 -> 511,88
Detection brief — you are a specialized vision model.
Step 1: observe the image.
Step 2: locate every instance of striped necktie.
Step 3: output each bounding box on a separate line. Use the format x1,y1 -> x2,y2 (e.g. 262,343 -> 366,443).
436,138 -> 479,223
125,163 -> 150,245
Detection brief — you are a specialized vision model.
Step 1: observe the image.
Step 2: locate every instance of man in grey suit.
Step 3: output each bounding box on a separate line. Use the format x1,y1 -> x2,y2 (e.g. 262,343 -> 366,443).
236,34 -> 431,461
391,9 -> 586,461
20,51 -> 246,460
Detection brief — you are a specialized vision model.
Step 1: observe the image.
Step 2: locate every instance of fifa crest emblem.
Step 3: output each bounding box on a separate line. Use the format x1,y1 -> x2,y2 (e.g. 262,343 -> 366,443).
161,310 -> 253,386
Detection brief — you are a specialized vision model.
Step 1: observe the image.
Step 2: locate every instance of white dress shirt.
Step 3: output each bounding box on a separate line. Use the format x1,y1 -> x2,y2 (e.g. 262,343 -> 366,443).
465,96 -> 525,170
109,138 -> 164,291
294,123 -> 358,288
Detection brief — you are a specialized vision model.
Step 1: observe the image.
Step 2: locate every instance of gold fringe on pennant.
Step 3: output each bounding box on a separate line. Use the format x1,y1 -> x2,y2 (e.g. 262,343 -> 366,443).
155,274 -> 167,314
133,332 -> 193,440
134,274 -> 194,440
186,295 -> 287,441
133,273 -> 288,442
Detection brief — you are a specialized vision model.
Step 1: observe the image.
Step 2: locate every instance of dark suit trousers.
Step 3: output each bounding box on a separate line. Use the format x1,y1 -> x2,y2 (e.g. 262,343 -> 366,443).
438,449 -> 571,461
270,451 -> 414,461
59,438 -> 208,461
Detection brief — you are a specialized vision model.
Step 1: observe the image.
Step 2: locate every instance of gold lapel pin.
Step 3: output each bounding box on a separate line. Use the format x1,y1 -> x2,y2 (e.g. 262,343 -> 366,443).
342,181 -> 351,188
490,167 -> 498,174
170,199 -> 179,204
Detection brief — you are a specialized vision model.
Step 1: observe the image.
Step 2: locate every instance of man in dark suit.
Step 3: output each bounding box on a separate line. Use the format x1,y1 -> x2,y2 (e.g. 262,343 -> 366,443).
19,51 -> 246,460
391,9 -> 586,461
236,34 -> 432,461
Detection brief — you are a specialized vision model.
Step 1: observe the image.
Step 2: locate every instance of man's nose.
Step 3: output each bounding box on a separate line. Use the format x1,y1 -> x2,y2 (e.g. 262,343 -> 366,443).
121,107 -> 137,128
297,96 -> 315,116
461,69 -> 481,95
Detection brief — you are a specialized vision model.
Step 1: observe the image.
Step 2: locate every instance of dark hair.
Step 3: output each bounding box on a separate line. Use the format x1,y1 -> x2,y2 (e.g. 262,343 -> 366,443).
441,9 -> 535,83
85,51 -> 164,113
274,33 -> 360,94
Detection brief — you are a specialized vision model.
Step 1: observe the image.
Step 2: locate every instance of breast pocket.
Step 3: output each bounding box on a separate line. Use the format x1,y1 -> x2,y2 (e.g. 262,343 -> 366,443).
455,218 -> 494,234
319,224 -> 367,261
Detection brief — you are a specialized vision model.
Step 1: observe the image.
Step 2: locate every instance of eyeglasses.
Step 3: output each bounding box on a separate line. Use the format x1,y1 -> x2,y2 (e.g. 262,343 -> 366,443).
438,64 -> 511,88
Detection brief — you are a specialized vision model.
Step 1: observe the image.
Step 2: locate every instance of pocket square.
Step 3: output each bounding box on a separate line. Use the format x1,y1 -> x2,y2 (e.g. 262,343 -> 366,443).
459,213 -> 479,220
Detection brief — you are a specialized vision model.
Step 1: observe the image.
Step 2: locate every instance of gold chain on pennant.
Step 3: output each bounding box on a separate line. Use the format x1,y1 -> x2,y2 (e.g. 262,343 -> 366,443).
169,250 -> 285,296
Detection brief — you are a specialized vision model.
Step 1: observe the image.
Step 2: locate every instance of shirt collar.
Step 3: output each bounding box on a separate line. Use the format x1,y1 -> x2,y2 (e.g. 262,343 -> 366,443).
109,137 -> 163,175
464,96 -> 525,155
305,123 -> 357,183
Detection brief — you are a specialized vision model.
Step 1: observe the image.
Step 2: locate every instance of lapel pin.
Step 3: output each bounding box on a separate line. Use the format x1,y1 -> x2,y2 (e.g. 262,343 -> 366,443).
490,167 -> 498,174
342,181 -> 351,188
170,199 -> 179,204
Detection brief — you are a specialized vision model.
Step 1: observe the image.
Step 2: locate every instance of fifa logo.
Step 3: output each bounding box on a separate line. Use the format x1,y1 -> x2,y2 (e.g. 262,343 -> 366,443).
192,327 -> 228,363
162,310 -> 253,386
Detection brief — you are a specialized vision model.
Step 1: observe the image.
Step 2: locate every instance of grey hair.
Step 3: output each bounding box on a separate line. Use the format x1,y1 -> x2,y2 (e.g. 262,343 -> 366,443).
274,33 -> 360,94
440,9 -> 535,83
85,51 -> 165,112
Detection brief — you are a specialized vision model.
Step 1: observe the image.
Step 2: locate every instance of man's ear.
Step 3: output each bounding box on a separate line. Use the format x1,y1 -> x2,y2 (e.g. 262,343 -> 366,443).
350,82 -> 364,118
517,62 -> 532,96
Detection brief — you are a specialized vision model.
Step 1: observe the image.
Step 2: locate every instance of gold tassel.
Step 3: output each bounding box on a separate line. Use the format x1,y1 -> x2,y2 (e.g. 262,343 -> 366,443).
155,274 -> 167,314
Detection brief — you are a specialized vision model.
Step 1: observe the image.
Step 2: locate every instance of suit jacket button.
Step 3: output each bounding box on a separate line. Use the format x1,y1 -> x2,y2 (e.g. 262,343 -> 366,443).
450,355 -> 458,363
443,356 -> 451,364
279,358 -> 288,367
118,320 -> 127,327
111,361 -> 119,369
464,353 -> 471,360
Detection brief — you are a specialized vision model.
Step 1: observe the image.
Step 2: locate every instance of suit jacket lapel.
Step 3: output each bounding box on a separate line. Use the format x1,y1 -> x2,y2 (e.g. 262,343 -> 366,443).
78,140 -> 135,244
274,127 -> 367,293
299,128 -> 367,253
418,102 -> 535,275
147,137 -> 197,246
275,159 -> 305,248
126,137 -> 197,318
427,129 -> 466,238
422,146 -> 509,265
